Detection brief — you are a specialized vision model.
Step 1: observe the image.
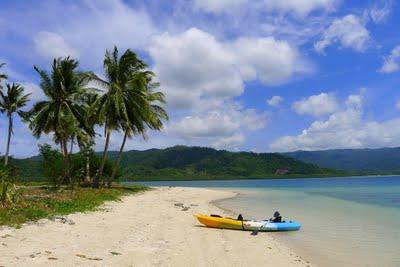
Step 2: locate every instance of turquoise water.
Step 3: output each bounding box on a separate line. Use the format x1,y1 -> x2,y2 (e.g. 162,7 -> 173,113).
134,176 -> 400,266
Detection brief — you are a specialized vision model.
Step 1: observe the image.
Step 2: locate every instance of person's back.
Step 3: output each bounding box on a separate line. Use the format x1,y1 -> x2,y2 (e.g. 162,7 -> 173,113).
271,211 -> 282,223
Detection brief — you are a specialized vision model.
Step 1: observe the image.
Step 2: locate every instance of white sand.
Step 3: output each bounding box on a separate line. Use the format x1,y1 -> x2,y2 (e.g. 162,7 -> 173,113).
0,187 -> 311,266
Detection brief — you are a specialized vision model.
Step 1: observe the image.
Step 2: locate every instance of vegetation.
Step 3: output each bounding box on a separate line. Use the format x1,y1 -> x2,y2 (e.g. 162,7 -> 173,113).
89,47 -> 167,187
0,82 -> 30,166
285,147 -> 400,174
0,184 -> 148,227
0,166 -> 23,207
0,49 -> 165,226
11,146 -> 342,181
116,146 -> 341,180
0,46 -> 167,189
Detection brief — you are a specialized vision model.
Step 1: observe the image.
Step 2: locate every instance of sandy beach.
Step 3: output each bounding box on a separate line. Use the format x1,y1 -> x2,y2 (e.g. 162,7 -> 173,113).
0,187 -> 311,266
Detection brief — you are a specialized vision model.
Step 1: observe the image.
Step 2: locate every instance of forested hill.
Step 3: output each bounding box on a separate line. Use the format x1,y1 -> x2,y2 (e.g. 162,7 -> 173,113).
13,146 -> 339,181
284,147 -> 400,174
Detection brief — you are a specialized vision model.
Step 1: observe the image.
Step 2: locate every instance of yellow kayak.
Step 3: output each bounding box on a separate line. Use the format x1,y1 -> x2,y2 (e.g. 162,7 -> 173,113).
195,214 -> 243,230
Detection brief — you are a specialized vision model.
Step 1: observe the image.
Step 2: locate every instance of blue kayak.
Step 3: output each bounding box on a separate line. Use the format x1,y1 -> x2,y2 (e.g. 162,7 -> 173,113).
243,220 -> 301,231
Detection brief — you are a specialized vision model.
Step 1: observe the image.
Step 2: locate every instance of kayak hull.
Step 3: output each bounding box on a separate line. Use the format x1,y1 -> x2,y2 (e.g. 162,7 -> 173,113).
195,214 -> 301,232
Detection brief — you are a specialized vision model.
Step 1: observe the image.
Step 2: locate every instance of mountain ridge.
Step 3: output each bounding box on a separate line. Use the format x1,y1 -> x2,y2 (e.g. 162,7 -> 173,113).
11,145 -> 339,181
284,147 -> 400,173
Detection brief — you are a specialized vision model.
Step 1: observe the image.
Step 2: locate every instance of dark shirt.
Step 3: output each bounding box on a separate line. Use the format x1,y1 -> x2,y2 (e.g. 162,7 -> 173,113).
271,216 -> 282,223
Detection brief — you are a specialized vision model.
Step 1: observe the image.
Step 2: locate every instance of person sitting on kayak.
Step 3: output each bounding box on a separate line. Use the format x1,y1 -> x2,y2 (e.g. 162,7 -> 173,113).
270,211 -> 282,222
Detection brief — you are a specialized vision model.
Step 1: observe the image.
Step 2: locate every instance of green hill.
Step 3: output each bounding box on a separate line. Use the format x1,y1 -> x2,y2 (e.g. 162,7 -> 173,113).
284,147 -> 400,174
12,146 -> 339,181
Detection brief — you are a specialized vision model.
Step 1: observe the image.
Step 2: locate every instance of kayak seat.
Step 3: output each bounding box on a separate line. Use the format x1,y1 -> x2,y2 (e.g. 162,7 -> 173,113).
237,214 -> 243,221
210,214 -> 222,218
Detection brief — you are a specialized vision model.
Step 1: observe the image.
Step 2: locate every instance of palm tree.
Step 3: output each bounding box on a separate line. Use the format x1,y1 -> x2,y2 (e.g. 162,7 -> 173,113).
89,46 -> 149,188
0,83 -> 30,165
75,92 -> 100,184
0,63 -> 7,87
108,73 -> 168,186
0,63 -> 8,162
27,57 -> 92,183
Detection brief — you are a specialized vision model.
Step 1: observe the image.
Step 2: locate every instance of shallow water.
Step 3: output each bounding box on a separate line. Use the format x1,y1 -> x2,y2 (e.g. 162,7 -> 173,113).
132,176 -> 400,267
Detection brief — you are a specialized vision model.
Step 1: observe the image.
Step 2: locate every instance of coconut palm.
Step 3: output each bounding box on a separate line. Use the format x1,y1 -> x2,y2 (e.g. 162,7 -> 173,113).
0,83 -> 30,165
27,57 -> 92,183
0,63 -> 7,87
0,63 -> 8,162
108,73 -> 168,185
89,46 -> 149,188
75,92 -> 100,184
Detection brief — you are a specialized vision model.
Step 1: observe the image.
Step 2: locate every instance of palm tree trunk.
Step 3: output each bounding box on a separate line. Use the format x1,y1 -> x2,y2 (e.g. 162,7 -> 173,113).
85,151 -> 91,184
69,136 -> 74,155
61,139 -> 70,185
108,130 -> 128,188
4,115 -> 12,166
93,129 -> 111,188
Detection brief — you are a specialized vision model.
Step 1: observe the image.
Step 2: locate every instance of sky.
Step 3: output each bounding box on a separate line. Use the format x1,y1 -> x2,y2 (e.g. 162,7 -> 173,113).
0,0 -> 400,158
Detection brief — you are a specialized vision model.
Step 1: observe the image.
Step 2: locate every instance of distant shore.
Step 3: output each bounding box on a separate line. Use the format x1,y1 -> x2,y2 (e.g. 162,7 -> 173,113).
0,187 -> 311,266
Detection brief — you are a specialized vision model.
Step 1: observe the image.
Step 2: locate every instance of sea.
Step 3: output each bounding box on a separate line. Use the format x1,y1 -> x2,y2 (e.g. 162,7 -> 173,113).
131,176 -> 400,267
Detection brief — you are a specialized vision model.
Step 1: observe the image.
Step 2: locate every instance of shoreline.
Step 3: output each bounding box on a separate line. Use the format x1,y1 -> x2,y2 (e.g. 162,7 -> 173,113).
0,187 -> 311,266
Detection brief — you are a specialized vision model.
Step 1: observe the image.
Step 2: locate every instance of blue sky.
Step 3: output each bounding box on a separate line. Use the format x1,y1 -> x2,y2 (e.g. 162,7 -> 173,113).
1,0 -> 400,158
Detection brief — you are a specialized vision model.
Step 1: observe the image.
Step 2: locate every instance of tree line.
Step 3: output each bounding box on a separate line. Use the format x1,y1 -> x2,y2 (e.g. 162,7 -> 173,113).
0,46 -> 168,189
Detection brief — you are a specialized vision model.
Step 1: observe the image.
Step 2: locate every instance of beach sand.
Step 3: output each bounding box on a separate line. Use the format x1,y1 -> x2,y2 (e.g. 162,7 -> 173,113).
0,187 -> 311,266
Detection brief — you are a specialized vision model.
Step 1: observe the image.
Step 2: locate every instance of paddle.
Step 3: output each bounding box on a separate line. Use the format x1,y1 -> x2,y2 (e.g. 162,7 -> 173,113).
251,220 -> 269,236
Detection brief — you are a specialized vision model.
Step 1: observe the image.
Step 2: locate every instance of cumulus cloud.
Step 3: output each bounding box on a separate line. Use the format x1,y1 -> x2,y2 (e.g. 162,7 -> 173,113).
148,28 -> 242,108
293,93 -> 339,117
380,45 -> 400,73
169,103 -> 268,150
231,37 -> 310,85
345,93 -> 363,109
267,96 -> 284,107
193,0 -> 247,13
315,14 -> 370,53
211,133 -> 245,150
34,31 -> 79,60
264,0 -> 339,16
149,28 -> 310,109
269,93 -> 400,152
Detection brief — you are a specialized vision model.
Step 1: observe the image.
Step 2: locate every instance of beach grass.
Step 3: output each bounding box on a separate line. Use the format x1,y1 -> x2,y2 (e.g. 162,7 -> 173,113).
0,184 -> 149,227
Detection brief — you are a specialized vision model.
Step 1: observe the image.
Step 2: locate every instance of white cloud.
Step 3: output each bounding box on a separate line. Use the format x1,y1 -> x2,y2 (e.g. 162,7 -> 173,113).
293,93 -> 339,117
264,0 -> 339,16
148,28 -> 242,108
270,93 -> 400,152
211,133 -> 245,150
380,45 -> 400,73
34,31 -> 79,59
169,103 -> 268,150
20,82 -> 45,102
193,0 -> 338,16
61,0 -> 155,63
193,0 -> 247,13
369,0 -> 393,23
345,93 -> 363,109
231,37 -> 311,85
173,113 -> 239,138
149,28 -> 309,109
315,14 -> 370,53
267,96 -> 284,107
10,0 -> 156,67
